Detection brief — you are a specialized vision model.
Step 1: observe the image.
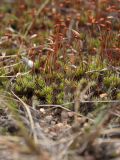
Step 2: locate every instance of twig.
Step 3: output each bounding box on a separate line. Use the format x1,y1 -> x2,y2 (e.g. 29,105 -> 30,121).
0,62 -> 22,70
86,68 -> 108,73
37,104 -> 94,122
0,71 -> 31,78
63,100 -> 120,105
86,66 -> 120,74
0,53 -> 25,59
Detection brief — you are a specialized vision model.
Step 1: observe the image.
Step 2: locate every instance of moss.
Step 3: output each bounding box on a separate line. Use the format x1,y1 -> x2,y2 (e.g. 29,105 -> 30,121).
0,68 -> 6,76
89,38 -> 100,48
14,74 -> 35,98
37,76 -> 46,89
36,86 -> 53,104
0,127 -> 8,135
89,56 -> 106,71
34,60 -> 40,70
104,76 -> 120,88
42,86 -> 53,104
89,72 -> 99,80
56,92 -> 64,104
74,67 -> 85,81
79,78 -> 88,88
0,0 -> 119,109
117,93 -> 120,100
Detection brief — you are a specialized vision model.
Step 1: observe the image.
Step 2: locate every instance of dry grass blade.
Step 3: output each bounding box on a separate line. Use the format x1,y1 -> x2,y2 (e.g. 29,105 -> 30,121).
11,91 -> 38,144
24,0 -> 50,36
0,62 -> 22,70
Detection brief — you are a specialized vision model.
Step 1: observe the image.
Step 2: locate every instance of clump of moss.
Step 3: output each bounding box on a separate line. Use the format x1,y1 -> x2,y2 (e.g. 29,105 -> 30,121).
15,75 -> 35,98
56,92 -> 64,104
104,76 -> 120,89
14,72 -> 65,104
74,67 -> 86,81
89,56 -> 106,71
42,86 -> 53,104
117,93 -> 120,100
35,86 -> 53,104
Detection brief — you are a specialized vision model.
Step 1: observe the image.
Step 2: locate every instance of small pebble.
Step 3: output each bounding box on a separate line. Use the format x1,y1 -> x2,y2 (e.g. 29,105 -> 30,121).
40,108 -> 46,114
51,121 -> 56,125
45,115 -> 53,123
68,112 -> 74,117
